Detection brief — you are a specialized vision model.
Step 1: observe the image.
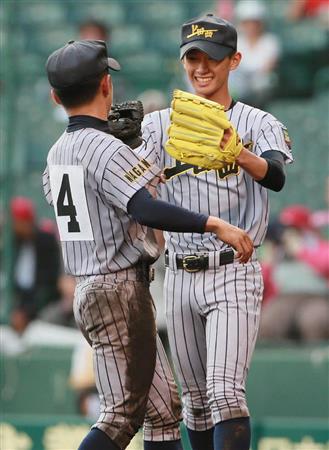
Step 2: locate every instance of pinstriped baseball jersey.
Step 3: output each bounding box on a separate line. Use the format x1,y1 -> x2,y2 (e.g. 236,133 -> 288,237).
141,102 -> 293,254
43,127 -> 160,276
141,97 -> 293,433
43,117 -> 182,447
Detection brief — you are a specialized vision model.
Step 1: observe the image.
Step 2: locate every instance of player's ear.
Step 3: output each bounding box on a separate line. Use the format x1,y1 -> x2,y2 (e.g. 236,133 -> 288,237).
50,88 -> 62,106
229,52 -> 242,71
101,73 -> 111,97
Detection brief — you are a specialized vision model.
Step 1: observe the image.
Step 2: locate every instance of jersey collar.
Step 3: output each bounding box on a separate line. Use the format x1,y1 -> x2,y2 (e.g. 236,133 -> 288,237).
67,115 -> 109,133
225,99 -> 236,112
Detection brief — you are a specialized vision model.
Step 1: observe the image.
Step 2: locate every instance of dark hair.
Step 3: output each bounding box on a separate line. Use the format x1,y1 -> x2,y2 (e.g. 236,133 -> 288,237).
54,70 -> 107,108
227,49 -> 237,58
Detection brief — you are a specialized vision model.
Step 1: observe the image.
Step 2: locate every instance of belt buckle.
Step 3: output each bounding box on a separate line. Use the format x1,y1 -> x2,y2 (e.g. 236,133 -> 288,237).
182,255 -> 201,273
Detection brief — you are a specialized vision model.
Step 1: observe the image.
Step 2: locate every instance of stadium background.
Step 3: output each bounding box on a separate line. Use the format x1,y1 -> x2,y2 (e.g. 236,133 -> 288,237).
0,0 -> 328,449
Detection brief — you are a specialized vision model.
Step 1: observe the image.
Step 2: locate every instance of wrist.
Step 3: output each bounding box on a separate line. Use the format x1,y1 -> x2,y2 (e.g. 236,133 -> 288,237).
205,216 -> 224,235
235,147 -> 248,165
236,148 -> 268,181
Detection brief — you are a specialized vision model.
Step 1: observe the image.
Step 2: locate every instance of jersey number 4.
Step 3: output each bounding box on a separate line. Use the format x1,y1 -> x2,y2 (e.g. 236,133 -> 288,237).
49,165 -> 94,242
57,174 -> 80,232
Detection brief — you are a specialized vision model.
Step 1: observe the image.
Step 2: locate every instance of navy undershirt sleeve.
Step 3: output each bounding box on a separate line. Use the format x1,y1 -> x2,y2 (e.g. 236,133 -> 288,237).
258,150 -> 286,192
127,187 -> 208,233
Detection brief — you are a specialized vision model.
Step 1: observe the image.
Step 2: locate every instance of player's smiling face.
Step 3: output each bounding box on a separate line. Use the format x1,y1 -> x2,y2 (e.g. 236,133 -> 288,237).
183,49 -> 240,101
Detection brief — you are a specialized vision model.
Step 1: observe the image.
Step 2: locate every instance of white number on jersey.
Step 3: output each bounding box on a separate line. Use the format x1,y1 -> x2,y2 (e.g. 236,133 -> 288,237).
49,165 -> 94,242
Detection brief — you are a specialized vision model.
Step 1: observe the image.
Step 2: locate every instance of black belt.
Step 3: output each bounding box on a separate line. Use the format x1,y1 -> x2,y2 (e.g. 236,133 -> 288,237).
164,249 -> 235,273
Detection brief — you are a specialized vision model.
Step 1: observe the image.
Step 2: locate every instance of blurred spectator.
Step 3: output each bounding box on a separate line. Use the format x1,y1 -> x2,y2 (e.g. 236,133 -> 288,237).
39,217 -> 58,236
78,19 -> 110,42
311,208 -> 329,234
311,176 -> 329,239
280,205 -> 329,280
260,290 -> 329,341
10,304 -> 33,335
259,205 -> 329,342
215,0 -> 235,22
287,0 -> 329,22
229,0 -> 281,107
9,197 -> 61,332
39,274 -> 76,328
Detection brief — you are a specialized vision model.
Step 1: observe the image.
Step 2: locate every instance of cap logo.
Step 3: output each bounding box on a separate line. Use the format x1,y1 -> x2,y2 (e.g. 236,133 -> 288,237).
187,24 -> 218,39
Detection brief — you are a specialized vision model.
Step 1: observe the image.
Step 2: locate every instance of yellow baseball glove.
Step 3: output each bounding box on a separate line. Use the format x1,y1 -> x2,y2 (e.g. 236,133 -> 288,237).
165,89 -> 243,169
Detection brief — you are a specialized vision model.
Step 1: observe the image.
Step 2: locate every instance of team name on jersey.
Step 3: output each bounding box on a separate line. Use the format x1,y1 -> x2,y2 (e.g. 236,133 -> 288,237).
164,160 -> 240,180
124,158 -> 151,183
163,142 -> 253,181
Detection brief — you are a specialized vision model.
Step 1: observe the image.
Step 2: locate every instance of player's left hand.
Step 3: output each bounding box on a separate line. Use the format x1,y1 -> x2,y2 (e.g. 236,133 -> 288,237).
108,101 -> 144,149
220,224 -> 253,263
219,127 -> 233,150
165,89 -> 243,169
207,217 -> 254,263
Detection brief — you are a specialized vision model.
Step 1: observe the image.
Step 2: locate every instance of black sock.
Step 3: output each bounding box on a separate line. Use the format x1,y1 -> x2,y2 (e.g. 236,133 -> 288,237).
78,428 -> 120,450
144,440 -> 183,450
186,427 -> 214,450
214,417 -> 250,450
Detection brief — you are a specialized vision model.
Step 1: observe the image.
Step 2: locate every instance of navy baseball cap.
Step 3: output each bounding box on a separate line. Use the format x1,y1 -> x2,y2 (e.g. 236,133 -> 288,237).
180,13 -> 237,61
46,40 -> 121,89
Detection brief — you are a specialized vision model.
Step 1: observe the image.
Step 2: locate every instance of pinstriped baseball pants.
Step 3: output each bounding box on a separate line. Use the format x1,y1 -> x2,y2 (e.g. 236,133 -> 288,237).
164,257 -> 263,431
74,273 -> 182,449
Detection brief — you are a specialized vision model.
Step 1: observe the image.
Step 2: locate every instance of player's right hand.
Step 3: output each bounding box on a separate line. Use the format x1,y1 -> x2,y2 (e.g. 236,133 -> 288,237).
205,217 -> 254,263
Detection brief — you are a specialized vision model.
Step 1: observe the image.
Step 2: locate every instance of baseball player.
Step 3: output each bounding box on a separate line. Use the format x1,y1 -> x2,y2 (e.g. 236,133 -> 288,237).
138,14 -> 293,450
42,40 -> 253,450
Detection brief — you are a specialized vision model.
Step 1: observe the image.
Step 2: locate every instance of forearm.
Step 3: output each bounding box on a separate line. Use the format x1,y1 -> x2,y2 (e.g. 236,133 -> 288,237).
236,148 -> 286,191
128,189 -> 254,263
236,147 -> 268,181
128,189 -> 253,235
128,188 -> 208,233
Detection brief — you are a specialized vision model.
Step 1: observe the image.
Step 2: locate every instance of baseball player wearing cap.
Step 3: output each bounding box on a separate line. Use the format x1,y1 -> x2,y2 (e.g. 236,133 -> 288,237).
43,40 -> 253,450
140,14 -> 293,450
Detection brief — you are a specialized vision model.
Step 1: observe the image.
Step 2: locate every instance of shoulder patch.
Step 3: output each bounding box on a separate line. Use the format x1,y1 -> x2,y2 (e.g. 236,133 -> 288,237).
282,127 -> 292,149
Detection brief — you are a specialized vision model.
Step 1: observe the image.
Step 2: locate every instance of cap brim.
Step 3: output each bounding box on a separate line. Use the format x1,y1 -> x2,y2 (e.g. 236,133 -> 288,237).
180,41 -> 234,61
108,57 -> 121,71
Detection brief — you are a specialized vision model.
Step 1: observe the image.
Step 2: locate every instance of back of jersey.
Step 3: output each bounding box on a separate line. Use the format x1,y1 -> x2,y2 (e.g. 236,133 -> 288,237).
43,126 -> 160,276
